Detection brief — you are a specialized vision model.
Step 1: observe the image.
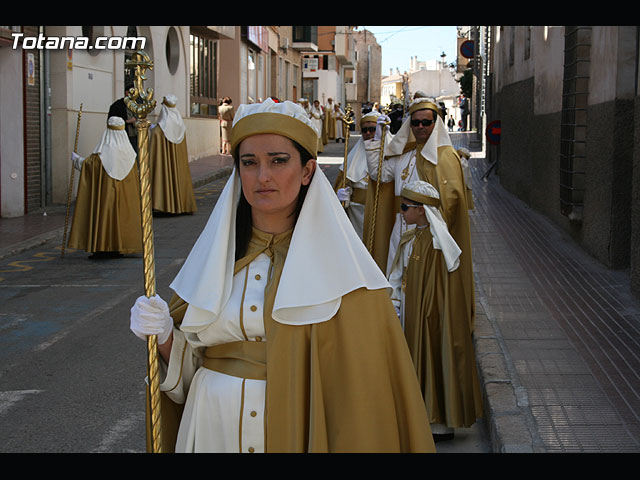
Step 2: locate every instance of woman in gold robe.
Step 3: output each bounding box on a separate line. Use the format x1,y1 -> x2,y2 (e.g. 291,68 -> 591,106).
68,116 -> 142,257
130,99 -> 435,453
149,95 -> 197,215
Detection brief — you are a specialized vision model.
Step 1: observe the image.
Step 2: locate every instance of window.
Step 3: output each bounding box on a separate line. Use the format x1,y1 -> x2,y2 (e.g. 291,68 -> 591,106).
248,48 -> 256,103
524,26 -> 532,60
166,26 -> 180,75
293,26 -> 317,45
190,32 -> 217,116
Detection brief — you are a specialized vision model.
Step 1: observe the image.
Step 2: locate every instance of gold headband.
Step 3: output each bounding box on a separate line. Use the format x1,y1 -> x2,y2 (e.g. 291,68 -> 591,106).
230,112 -> 318,158
401,187 -> 441,208
162,97 -> 176,108
360,113 -> 379,126
409,101 -> 441,118
107,123 -> 126,130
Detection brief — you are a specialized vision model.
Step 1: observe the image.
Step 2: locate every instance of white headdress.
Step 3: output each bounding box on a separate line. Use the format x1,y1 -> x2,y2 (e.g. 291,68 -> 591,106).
384,97 -> 452,164
401,180 -> 461,272
170,99 -> 389,330
157,94 -> 186,144
92,116 -> 137,180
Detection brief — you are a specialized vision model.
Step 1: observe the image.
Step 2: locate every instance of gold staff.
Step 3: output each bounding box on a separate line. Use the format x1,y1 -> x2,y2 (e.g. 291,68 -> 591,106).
367,107 -> 391,253
61,103 -> 83,257
340,105 -> 355,207
124,50 -> 161,453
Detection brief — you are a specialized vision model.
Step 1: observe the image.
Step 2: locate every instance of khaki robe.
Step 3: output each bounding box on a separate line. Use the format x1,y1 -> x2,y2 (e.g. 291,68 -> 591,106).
149,126 -> 197,214
416,144 -> 475,331
67,153 -> 142,254
394,228 -> 483,428
147,229 -> 435,453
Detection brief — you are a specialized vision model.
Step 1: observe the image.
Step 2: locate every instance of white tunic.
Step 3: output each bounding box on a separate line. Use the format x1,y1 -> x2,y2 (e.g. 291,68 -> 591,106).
366,146 -> 421,275
160,253 -> 272,453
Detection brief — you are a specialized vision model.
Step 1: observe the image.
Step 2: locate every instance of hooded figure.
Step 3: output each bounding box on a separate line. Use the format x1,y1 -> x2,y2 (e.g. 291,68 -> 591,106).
67,116 -> 142,257
149,94 -> 197,214
387,180 -> 483,440
129,99 -> 436,453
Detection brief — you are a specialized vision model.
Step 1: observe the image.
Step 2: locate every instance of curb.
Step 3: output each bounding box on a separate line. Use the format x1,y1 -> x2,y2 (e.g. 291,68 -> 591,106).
473,271 -> 542,453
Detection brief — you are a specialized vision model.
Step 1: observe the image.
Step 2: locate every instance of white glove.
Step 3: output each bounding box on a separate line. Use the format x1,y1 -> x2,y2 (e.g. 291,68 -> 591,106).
130,294 -> 173,345
374,115 -> 390,141
71,152 -> 84,171
337,187 -> 352,202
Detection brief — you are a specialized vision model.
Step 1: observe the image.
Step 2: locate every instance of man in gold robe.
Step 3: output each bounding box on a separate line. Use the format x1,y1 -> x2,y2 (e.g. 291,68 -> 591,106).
67,116 -> 142,258
388,180 -> 483,441
365,97 -> 476,332
149,95 -> 197,215
325,97 -> 336,140
334,111 -> 379,241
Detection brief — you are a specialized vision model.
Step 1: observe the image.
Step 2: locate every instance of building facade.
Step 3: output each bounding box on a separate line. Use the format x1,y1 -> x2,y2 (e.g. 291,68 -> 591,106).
0,25 -> 312,219
300,26 -> 356,112
485,25 -> 640,299
352,28 -> 382,123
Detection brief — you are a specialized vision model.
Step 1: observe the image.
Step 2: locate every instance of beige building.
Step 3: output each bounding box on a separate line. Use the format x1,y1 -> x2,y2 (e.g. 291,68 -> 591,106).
351,28 -> 382,123
300,26 -> 356,111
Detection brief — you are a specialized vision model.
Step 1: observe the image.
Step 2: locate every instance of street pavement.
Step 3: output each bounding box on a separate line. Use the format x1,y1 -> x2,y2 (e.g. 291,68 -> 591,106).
1,128 -> 639,453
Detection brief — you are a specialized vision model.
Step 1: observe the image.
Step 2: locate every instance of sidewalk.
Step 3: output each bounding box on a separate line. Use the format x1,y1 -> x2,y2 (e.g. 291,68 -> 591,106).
0,154 -> 233,261
452,132 -> 640,452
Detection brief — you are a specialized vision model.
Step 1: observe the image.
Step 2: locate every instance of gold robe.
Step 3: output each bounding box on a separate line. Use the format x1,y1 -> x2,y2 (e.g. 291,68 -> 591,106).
149,126 -> 197,214
67,153 -> 142,254
326,106 -> 336,140
147,228 -> 435,453
416,144 -> 475,331
396,228 -> 483,428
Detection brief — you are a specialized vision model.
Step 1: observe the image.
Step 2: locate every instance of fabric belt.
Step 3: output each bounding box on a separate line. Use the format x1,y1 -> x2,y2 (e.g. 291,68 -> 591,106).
351,187 -> 367,205
203,340 -> 267,380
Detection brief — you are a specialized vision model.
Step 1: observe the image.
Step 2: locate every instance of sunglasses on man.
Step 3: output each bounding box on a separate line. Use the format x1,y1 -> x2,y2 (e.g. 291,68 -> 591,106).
410,118 -> 436,127
400,203 -> 421,211
361,126 -> 376,134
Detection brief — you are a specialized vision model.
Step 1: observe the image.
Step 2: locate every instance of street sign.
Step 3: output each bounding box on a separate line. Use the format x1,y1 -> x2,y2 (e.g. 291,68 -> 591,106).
460,40 -> 474,59
486,120 -> 501,145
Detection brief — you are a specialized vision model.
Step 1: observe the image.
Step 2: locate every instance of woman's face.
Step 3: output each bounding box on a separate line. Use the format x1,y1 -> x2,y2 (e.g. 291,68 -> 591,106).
238,134 -> 315,224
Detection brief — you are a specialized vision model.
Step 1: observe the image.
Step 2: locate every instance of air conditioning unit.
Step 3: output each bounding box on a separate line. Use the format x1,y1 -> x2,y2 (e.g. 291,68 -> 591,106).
281,37 -> 289,51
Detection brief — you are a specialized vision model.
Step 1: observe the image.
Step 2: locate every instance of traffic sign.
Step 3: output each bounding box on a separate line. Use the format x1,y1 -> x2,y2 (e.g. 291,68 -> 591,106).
460,40 -> 474,59
486,120 -> 501,145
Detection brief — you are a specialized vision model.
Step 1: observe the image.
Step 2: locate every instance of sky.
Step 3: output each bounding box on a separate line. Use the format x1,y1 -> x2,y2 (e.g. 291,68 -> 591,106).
356,26 -> 459,76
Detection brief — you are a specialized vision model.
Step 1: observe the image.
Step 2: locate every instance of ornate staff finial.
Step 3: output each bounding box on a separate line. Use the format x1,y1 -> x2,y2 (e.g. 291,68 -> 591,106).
124,50 -> 157,120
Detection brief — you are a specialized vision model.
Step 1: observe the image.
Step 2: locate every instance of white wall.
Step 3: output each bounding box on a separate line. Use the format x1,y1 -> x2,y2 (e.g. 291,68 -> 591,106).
0,47 -> 25,217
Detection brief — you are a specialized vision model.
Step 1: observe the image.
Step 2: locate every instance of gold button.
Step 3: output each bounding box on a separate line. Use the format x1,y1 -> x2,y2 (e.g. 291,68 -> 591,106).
250,305 -> 257,312
248,447 -> 255,453
250,411 -> 257,417
255,274 -> 261,280
442,179 -> 448,184
255,336 -> 262,342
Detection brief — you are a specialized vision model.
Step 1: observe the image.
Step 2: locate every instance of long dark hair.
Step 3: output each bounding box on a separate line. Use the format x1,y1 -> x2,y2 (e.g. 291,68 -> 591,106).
233,138 -> 315,261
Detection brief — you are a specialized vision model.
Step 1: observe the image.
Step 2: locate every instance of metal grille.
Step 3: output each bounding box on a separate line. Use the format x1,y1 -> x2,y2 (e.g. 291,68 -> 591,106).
559,26 -> 591,221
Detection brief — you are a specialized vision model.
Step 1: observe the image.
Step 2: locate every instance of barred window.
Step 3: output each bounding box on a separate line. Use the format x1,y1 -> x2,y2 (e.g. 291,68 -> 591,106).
190,32 -> 218,117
